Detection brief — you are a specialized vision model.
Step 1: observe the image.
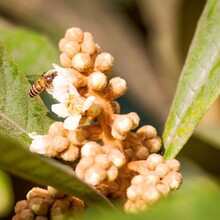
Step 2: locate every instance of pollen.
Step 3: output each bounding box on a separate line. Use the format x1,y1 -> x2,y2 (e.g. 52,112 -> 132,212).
66,95 -> 85,114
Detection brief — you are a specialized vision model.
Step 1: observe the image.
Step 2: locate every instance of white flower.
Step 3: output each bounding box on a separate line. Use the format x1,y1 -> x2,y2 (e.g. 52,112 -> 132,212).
29,132 -> 51,154
51,64 -> 96,130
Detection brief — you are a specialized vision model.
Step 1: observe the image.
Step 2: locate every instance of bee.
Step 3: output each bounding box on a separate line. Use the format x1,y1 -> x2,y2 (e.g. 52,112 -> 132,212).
29,70 -> 57,97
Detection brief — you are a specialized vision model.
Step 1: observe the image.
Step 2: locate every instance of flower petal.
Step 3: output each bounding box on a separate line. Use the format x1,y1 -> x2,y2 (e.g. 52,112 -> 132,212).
52,74 -> 70,91
83,96 -> 96,112
29,135 -> 50,154
68,84 -> 80,98
64,115 -> 82,130
53,63 -> 78,84
52,63 -> 69,76
52,89 -> 69,103
52,103 -> 70,118
28,132 -> 39,139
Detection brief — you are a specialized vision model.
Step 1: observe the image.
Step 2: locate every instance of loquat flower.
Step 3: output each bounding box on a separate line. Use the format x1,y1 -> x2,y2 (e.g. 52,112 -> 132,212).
51,65 -> 97,130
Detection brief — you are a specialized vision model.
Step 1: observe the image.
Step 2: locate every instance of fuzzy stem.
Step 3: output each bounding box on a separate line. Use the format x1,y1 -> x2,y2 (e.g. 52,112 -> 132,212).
88,89 -> 122,150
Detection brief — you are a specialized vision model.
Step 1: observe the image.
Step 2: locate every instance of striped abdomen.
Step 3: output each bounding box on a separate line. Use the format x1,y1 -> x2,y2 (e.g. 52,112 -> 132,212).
29,78 -> 45,97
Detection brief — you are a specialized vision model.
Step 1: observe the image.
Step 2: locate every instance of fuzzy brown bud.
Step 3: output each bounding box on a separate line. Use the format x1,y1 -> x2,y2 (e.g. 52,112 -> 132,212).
95,154 -> 111,169
67,129 -> 88,145
124,200 -> 139,214
165,159 -> 181,171
14,200 -> 29,214
63,41 -> 81,58
60,144 -> 80,161
146,153 -> 163,170
47,186 -> 66,199
111,113 -> 139,140
87,71 -> 107,90
143,136 -> 162,153
49,122 -> 66,137
84,165 -> 107,185
65,27 -> 84,43
106,77 -> 127,100
29,197 -> 50,215
156,183 -> 170,196
81,141 -> 102,157
94,52 -> 114,72
51,135 -> 69,153
135,145 -> 149,160
75,157 -> 94,180
136,125 -> 157,140
58,38 -> 68,52
50,199 -> 70,220
81,32 -> 96,55
155,163 -> 170,179
26,188 -> 50,201
142,187 -> 160,204
71,196 -> 84,209
145,171 -> 160,185
107,165 -> 118,181
162,171 -> 182,190
107,149 -> 126,168
16,209 -> 35,220
72,53 -> 93,72
60,52 -> 72,68
127,112 -> 140,129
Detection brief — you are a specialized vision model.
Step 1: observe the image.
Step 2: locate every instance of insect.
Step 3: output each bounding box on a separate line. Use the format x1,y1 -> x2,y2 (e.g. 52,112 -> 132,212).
29,70 -> 57,97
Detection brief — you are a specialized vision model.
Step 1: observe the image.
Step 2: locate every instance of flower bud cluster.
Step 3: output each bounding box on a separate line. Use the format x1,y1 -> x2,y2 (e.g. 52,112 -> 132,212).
124,154 -> 182,213
58,27 -> 127,102
111,113 -> 140,140
24,27 -> 183,215
59,27 -> 113,75
47,27 -> 128,131
123,125 -> 162,162
30,122 -> 89,161
13,187 -> 84,220
76,142 -> 126,186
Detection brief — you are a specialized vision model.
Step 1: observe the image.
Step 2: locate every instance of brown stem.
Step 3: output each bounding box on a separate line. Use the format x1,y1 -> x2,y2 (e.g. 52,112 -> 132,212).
88,89 -> 123,150
81,124 -> 102,141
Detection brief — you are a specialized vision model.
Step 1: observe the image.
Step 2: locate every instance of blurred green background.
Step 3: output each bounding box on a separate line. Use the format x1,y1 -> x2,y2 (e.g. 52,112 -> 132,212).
0,0 -> 219,219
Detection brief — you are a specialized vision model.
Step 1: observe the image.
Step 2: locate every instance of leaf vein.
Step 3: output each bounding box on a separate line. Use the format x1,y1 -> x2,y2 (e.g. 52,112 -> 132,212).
0,111 -> 28,135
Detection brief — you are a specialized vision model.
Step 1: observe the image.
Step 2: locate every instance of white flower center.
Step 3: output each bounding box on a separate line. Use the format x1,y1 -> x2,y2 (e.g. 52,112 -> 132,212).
66,94 -> 85,115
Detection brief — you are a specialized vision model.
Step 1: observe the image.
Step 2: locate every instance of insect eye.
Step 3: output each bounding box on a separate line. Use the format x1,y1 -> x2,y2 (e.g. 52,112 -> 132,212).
45,76 -> 52,82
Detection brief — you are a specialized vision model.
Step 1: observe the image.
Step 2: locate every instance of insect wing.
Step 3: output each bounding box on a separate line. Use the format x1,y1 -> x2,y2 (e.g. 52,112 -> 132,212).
26,74 -> 42,84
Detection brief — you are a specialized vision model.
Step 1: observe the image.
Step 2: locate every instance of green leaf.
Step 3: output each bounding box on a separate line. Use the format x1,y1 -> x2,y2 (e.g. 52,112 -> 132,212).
0,22 -> 60,115
0,42 -> 54,146
0,134 -> 115,212
0,170 -> 14,218
162,0 -> 220,159
0,22 -> 59,75
83,177 -> 220,220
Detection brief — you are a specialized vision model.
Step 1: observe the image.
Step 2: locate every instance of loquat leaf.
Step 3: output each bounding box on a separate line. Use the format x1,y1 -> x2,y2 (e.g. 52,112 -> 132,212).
0,42 -> 53,146
0,134 -> 115,212
0,170 -> 14,218
0,22 -> 59,75
162,0 -> 220,159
